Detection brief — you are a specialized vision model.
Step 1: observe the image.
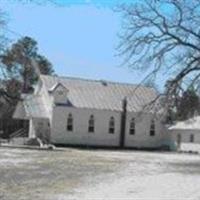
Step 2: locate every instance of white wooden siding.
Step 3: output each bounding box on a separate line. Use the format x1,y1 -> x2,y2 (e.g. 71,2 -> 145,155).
51,106 -> 121,147
125,112 -> 169,148
170,129 -> 200,144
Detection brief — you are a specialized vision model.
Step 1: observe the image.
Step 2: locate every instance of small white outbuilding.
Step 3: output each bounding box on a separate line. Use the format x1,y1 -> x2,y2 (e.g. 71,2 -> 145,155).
168,116 -> 200,150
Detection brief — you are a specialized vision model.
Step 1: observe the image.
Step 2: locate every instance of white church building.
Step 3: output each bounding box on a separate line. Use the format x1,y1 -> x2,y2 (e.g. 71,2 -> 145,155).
13,75 -> 173,149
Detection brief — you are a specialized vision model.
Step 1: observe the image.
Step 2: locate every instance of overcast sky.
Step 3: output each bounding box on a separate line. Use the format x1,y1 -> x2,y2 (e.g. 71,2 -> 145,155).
1,0 -> 164,88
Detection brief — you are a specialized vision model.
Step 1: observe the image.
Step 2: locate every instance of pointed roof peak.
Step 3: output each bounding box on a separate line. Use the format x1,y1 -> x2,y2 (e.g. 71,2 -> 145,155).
48,82 -> 68,93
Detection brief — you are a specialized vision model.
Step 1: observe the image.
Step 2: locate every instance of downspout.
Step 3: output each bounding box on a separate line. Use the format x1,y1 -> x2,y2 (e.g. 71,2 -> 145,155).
120,97 -> 127,148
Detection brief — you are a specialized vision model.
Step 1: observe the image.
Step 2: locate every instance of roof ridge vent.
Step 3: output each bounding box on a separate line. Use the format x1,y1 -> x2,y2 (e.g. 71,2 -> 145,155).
100,80 -> 108,86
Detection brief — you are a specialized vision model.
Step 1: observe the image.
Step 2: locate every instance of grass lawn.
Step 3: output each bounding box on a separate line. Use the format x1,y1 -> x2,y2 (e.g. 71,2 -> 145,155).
0,147 -> 200,200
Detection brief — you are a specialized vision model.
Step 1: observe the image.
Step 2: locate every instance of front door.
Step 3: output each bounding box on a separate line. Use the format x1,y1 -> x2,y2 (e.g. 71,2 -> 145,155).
177,133 -> 182,149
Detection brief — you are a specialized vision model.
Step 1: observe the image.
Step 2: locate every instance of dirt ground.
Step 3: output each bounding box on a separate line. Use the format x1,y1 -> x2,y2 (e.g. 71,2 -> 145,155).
0,147 -> 200,200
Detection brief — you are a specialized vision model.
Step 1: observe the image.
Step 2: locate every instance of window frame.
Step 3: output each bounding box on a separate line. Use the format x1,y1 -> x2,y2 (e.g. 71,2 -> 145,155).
109,116 -> 115,134
190,134 -> 194,143
67,113 -> 73,132
150,119 -> 155,136
88,115 -> 95,133
129,118 -> 135,135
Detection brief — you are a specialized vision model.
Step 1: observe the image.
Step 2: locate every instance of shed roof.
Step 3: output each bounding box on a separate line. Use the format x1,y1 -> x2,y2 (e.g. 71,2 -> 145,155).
41,75 -> 161,112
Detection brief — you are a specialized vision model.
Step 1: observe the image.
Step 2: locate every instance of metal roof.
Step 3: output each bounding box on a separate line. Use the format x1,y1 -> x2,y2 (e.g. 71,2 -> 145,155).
169,116 -> 200,130
13,94 -> 49,119
41,75 -> 160,112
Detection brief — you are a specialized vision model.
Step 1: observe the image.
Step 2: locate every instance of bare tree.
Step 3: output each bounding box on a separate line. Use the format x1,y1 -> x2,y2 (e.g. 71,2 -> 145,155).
0,8 -> 7,52
118,0 -> 200,110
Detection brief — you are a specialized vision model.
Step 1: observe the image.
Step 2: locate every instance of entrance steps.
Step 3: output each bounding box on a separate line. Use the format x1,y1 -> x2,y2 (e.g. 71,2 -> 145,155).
8,128 -> 29,145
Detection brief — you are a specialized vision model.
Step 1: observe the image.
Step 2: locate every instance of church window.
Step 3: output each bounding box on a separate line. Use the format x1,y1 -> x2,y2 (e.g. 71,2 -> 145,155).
130,118 -> 135,135
150,119 -> 155,136
88,115 -> 95,133
67,113 -> 73,132
109,117 -> 115,134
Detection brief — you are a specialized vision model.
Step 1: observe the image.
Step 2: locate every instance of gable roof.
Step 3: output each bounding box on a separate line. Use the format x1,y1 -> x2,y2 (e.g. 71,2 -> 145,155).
48,82 -> 68,93
169,116 -> 200,130
41,75 -> 161,112
13,94 -> 49,119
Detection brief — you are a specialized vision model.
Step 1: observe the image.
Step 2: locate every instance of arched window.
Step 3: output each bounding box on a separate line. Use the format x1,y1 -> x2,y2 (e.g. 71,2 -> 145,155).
88,115 -> 95,133
109,117 -> 115,134
190,134 -> 194,143
129,118 -> 135,135
67,113 -> 73,131
150,119 -> 155,136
